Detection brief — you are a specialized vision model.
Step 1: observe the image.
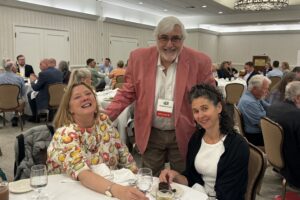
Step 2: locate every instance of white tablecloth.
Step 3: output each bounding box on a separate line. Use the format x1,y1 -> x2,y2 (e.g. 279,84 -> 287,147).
10,174 -> 208,200
217,78 -> 247,98
96,89 -> 133,145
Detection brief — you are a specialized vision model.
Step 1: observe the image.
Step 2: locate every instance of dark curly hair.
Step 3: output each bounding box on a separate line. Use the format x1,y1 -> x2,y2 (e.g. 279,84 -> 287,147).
188,84 -> 234,135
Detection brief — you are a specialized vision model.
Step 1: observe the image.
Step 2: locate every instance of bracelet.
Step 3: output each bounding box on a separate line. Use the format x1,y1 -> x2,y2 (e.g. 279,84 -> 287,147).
105,182 -> 116,197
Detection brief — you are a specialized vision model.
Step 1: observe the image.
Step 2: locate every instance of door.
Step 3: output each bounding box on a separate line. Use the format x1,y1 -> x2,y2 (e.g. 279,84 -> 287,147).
14,26 -> 70,73
14,26 -> 43,73
109,36 -> 138,67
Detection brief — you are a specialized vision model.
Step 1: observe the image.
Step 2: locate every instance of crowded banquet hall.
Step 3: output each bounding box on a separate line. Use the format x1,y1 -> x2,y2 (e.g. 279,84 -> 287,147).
1,0 -> 300,200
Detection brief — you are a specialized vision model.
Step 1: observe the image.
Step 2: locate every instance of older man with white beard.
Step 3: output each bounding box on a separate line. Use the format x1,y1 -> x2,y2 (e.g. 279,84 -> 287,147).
238,74 -> 271,146
106,16 -> 215,176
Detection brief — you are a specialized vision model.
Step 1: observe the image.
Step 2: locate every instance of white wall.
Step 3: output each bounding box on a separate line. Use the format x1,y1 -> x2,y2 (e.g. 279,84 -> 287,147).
0,5 -> 101,68
218,33 -> 300,67
1,4 -> 300,70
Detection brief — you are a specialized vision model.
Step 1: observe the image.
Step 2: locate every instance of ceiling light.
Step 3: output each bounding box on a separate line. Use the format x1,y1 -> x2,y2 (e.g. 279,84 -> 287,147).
202,5 -> 207,8
138,2 -> 143,5
234,0 -> 288,11
218,11 -> 223,14
163,9 -> 168,12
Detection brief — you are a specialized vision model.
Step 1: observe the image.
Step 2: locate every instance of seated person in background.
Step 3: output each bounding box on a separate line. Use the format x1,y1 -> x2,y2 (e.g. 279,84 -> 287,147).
263,62 -> 273,76
28,58 -> 63,122
87,58 -> 106,91
227,61 -> 238,75
58,60 -> 71,84
281,61 -> 290,76
267,81 -> 300,188
243,61 -> 258,85
267,72 -> 300,105
47,82 -> 147,200
292,66 -> 300,78
68,68 -> 92,87
109,60 -> 126,88
267,60 -> 283,78
16,54 -> 34,78
238,75 -> 271,146
0,61 -> 26,126
159,84 -> 249,200
217,61 -> 234,79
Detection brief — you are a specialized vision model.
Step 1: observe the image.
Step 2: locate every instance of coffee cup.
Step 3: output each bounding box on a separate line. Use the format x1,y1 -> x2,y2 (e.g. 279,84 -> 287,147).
0,181 -> 9,200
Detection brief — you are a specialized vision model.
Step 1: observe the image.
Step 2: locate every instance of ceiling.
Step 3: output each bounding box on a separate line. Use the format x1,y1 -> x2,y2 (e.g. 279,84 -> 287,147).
5,0 -> 300,32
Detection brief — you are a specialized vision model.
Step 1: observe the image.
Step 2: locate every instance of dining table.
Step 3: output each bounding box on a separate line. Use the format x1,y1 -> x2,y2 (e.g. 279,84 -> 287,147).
9,173 -> 208,200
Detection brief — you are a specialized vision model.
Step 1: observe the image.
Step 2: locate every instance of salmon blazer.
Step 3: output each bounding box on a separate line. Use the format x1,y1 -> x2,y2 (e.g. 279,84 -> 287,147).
106,46 -> 215,159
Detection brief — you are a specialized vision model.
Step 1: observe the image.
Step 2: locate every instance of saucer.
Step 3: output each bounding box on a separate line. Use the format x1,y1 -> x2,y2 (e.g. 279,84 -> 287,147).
150,183 -> 183,198
9,179 -> 32,194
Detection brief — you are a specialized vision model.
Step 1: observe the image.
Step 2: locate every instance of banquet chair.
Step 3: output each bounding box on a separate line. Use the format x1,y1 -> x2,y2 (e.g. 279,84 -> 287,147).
260,117 -> 287,200
37,83 -> 66,122
0,84 -> 24,131
269,76 -> 281,91
114,82 -> 124,89
116,75 -> 125,83
245,142 -> 267,200
233,105 -> 246,137
225,83 -> 245,105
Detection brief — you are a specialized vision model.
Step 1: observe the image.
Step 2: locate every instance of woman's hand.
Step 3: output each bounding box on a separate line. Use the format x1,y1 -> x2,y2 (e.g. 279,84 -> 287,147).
113,184 -> 148,200
159,169 -> 180,184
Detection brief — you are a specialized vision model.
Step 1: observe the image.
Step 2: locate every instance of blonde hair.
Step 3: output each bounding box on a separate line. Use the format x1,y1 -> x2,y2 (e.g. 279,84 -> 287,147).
68,68 -> 91,86
53,82 -> 99,129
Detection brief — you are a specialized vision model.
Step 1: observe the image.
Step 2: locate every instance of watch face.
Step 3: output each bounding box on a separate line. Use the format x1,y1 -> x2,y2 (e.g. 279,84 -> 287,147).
105,190 -> 112,197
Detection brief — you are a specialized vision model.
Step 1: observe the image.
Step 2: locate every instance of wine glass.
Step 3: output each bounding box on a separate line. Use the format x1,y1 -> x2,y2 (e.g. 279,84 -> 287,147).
30,164 -> 48,200
136,168 -> 153,194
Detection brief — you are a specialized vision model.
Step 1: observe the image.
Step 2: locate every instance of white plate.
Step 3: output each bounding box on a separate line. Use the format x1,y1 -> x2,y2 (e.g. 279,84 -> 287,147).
150,183 -> 183,198
9,179 -> 33,194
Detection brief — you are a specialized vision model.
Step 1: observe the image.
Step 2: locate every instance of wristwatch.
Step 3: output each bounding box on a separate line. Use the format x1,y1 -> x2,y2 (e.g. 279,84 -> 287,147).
105,183 -> 115,197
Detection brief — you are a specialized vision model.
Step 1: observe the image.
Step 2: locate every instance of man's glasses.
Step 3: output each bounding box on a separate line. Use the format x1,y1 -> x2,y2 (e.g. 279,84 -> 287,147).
158,35 -> 183,44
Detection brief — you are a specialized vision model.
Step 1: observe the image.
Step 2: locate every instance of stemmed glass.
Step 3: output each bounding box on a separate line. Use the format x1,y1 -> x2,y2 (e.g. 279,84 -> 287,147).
30,164 -> 48,200
136,168 -> 153,194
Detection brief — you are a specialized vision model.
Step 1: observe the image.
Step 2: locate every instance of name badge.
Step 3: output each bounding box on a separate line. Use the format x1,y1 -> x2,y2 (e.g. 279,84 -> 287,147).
156,99 -> 174,118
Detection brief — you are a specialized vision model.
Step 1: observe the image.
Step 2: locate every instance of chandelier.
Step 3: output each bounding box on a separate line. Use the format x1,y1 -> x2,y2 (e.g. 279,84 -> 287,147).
234,0 -> 289,11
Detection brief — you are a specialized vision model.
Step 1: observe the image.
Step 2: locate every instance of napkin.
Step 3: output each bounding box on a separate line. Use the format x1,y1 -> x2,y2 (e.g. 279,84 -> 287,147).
91,163 -> 113,180
112,168 -> 136,185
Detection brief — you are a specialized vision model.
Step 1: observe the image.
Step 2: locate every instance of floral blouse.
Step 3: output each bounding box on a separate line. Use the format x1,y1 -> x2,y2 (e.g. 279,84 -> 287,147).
47,113 -> 137,179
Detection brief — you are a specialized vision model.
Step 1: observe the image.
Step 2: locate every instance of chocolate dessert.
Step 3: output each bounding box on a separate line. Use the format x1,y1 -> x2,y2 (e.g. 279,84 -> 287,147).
158,182 -> 170,190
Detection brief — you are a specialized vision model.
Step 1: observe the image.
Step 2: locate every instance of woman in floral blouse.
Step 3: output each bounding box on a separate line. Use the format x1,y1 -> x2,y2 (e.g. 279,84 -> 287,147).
47,82 -> 148,200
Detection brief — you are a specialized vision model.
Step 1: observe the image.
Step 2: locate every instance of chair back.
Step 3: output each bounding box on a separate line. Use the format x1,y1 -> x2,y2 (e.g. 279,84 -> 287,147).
260,117 -> 284,169
116,75 -> 125,83
48,83 -> 66,109
233,105 -> 245,136
245,142 -> 267,200
0,84 -> 20,110
225,83 -> 245,104
114,82 -> 123,89
269,76 -> 281,90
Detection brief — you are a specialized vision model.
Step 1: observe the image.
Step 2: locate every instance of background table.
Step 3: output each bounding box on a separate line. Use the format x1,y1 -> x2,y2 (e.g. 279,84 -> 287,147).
96,89 -> 133,145
10,174 -> 208,200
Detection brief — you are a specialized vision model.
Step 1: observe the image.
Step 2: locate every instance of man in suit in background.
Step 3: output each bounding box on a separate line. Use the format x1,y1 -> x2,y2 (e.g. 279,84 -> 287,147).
106,16 -> 215,176
27,58 -> 63,122
267,81 -> 300,188
243,61 -> 258,85
16,55 -> 34,78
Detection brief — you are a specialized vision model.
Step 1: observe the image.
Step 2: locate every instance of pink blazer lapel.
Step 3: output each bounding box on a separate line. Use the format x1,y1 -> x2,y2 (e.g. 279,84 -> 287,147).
174,48 -> 190,125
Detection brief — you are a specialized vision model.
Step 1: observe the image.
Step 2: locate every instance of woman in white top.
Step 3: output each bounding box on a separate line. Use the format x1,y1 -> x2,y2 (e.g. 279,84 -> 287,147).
159,84 -> 249,200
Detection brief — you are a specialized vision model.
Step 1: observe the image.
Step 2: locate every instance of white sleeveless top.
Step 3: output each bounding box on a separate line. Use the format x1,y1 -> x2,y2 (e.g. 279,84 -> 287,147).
194,135 -> 226,199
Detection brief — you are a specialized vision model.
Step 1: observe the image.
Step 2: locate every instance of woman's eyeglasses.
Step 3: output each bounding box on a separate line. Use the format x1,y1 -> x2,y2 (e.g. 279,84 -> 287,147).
158,35 -> 183,44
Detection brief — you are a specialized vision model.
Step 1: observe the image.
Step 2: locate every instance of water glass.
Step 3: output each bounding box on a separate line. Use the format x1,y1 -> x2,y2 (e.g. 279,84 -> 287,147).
136,168 -> 153,193
30,164 -> 48,200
